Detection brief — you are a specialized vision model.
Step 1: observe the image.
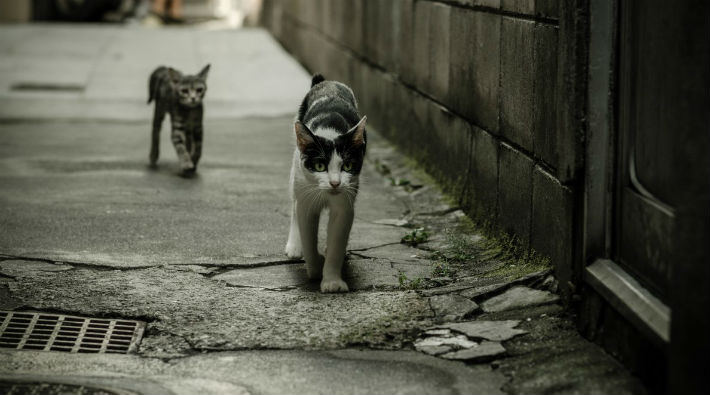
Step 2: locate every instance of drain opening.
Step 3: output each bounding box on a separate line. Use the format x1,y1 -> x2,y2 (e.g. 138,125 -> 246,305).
0,311 -> 145,354
10,82 -> 85,92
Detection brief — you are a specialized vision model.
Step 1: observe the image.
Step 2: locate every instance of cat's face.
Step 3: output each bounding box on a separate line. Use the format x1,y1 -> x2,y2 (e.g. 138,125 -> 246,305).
295,117 -> 367,195
174,64 -> 210,107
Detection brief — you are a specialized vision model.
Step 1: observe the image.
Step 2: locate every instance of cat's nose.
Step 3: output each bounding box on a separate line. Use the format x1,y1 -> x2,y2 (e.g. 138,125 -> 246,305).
329,180 -> 340,188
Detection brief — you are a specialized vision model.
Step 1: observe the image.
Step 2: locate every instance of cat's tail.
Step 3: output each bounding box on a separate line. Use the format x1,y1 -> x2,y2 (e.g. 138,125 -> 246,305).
148,66 -> 166,104
311,74 -> 325,87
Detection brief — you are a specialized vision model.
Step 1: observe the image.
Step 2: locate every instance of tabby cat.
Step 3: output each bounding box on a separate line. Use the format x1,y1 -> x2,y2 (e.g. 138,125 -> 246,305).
285,74 -> 367,293
148,64 -> 210,175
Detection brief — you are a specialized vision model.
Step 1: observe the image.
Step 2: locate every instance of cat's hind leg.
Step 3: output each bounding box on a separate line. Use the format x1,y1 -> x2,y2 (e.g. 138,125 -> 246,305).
149,104 -> 166,167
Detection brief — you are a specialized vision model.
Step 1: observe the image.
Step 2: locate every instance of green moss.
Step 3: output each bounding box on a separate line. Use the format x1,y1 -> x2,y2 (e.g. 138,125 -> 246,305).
433,215 -> 551,280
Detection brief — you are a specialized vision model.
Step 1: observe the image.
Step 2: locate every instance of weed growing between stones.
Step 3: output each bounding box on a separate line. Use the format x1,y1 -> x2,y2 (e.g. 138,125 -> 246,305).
398,271 -> 424,290
401,228 -> 430,246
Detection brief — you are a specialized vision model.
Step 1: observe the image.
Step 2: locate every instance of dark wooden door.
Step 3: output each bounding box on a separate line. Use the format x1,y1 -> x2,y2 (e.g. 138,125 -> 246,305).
615,0 -> 683,302
615,1 -> 709,393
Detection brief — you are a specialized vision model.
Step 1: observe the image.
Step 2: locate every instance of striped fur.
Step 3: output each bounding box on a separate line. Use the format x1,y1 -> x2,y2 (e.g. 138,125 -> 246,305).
148,64 -> 210,175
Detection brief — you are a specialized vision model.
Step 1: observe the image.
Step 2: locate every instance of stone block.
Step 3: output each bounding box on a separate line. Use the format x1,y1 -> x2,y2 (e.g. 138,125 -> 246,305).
431,320 -> 527,341
395,0 -> 416,85
428,2 -> 451,102
464,127 -> 499,223
501,0 -> 559,19
377,0 -> 397,70
500,18 -> 558,161
440,341 -> 506,361
359,65 -> 393,138
449,0 -> 501,8
532,24 -> 559,168
363,0 -> 394,68
300,28 -> 328,75
449,8 -> 501,133
480,285 -> 560,312
385,80 -> 421,154
320,0 -> 337,40
531,165 -> 573,287
500,17 -> 534,150
279,15 -> 302,57
411,0 -> 432,89
339,0 -> 364,55
429,294 -> 480,320
427,103 -> 472,199
322,40 -> 351,84
497,143 -> 533,247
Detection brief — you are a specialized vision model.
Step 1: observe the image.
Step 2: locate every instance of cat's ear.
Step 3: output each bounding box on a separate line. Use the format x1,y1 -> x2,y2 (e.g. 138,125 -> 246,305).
198,64 -> 211,80
348,116 -> 367,147
295,121 -> 315,152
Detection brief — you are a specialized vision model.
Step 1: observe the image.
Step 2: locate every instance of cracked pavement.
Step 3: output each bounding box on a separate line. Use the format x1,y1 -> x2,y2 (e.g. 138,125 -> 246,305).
0,25 -> 645,394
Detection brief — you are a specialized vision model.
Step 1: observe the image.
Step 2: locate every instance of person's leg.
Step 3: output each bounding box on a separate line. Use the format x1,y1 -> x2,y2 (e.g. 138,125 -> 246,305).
152,0 -> 166,15
168,0 -> 182,20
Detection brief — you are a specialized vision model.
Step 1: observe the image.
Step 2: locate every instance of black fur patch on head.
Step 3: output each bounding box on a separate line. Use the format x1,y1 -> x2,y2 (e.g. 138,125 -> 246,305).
296,120 -> 366,175
311,74 -> 326,87
300,133 -> 365,175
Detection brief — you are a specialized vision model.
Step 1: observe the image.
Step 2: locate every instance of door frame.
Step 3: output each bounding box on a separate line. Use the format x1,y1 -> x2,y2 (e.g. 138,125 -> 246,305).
582,0 -> 670,349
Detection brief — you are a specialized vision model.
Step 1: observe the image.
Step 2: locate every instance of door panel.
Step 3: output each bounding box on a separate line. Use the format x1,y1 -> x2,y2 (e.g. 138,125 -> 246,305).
615,0 -> 679,302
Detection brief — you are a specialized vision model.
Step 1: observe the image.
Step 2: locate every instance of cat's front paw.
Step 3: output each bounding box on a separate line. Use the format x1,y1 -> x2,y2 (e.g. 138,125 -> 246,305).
284,242 -> 302,259
180,158 -> 195,172
320,278 -> 349,293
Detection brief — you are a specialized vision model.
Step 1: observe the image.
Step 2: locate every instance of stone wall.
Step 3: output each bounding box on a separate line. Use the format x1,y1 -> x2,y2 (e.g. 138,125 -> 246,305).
261,0 -> 587,295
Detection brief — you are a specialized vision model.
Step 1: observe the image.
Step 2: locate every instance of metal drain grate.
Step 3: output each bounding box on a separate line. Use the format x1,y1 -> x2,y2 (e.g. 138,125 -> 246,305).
0,311 -> 145,354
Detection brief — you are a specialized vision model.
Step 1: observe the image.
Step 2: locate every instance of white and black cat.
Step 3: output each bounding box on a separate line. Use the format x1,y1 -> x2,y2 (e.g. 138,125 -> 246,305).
148,64 -> 210,175
285,74 -> 367,293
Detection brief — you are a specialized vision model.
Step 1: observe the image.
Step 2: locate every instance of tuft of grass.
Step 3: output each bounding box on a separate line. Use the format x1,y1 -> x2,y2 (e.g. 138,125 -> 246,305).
401,227 -> 430,246
374,159 -> 391,176
398,272 -> 424,290
431,261 -> 451,278
430,215 -> 551,281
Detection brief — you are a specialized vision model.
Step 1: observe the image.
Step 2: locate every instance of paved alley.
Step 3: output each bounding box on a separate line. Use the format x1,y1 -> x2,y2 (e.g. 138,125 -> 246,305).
0,24 -> 644,394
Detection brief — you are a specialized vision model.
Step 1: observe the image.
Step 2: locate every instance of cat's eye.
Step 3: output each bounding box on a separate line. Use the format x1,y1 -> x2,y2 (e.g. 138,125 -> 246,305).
180,88 -> 189,94
342,162 -> 353,171
196,87 -> 204,93
314,162 -> 326,172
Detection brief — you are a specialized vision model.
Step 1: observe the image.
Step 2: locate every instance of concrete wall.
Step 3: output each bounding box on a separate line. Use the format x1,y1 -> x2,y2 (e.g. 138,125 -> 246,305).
261,0 -> 587,296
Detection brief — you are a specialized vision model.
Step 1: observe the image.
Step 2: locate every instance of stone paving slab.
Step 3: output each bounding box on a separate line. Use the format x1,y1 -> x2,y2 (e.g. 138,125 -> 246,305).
0,349 -> 507,395
431,320 -> 527,342
481,285 -> 560,312
440,341 -> 506,362
428,294 -> 480,320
